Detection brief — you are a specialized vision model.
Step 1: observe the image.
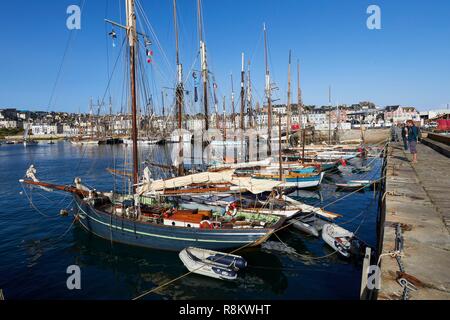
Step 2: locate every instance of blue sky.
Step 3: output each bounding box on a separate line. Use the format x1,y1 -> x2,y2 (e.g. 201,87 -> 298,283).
0,0 -> 449,114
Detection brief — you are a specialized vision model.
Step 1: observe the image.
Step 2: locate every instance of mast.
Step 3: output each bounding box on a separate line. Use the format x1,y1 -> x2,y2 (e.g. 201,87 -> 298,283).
297,59 -> 303,126
231,73 -> 236,130
213,80 -> 219,129
328,85 -> 331,145
222,96 -> 227,137
240,53 -> 245,130
89,97 -> 94,140
247,60 -> 252,128
286,50 -> 292,145
198,0 -> 209,131
264,23 -> 272,156
173,0 -> 184,175
161,90 -> 165,118
278,114 -> 283,181
126,0 -> 139,192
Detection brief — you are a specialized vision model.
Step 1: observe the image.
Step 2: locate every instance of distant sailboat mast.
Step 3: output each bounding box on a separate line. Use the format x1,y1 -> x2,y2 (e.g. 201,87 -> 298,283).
247,60 -> 253,128
240,52 -> 245,130
286,50 -> 292,144
231,73 -> 236,130
264,23 -> 272,156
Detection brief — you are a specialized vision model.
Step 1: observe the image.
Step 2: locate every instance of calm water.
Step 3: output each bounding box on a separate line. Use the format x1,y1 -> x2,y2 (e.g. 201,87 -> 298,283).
0,141 -> 382,300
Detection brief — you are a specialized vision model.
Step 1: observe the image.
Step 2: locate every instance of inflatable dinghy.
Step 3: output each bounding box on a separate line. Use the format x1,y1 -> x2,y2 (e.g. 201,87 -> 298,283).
335,180 -> 377,191
321,224 -> 354,257
291,214 -> 328,237
179,247 -> 247,280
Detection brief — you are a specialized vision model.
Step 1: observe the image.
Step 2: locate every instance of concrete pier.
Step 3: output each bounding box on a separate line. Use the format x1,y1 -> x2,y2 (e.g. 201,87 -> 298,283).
378,142 -> 450,299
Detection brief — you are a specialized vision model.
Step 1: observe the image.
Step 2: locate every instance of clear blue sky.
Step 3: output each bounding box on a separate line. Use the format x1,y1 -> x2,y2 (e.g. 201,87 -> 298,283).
0,0 -> 449,114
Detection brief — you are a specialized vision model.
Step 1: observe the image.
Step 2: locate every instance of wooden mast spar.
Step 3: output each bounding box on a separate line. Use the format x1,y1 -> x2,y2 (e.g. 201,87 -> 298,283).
173,0 -> 184,175
240,52 -> 245,130
126,0 -> 139,193
286,50 -> 292,145
198,0 -> 209,131
297,60 -> 305,163
264,23 -> 272,156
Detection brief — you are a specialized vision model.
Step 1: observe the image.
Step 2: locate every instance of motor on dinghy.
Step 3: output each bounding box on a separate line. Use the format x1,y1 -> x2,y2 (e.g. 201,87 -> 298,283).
179,247 -> 247,281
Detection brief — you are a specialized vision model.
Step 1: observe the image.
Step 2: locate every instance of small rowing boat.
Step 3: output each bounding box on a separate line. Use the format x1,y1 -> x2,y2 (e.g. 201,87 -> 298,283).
336,180 -> 378,191
179,247 -> 247,280
321,224 -> 354,257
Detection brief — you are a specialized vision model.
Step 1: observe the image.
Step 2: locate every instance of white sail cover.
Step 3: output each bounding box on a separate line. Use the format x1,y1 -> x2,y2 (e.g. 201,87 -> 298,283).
209,159 -> 272,170
138,169 -> 284,195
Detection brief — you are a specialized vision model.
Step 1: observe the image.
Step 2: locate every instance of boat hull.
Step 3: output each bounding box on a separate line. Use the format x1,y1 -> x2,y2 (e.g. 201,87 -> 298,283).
74,196 -> 277,251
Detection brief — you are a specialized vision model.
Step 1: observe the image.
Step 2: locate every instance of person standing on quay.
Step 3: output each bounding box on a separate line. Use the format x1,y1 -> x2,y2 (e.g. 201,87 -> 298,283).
407,120 -> 420,163
401,123 -> 408,150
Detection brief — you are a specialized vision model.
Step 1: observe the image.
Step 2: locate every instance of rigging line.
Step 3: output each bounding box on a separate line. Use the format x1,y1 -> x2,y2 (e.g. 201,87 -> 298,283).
335,193 -> 378,227
47,0 -> 87,111
30,188 -> 71,208
249,27 -> 264,66
273,232 -> 338,261
104,0 -> 111,98
135,0 -> 175,79
21,185 -> 61,219
100,36 -> 127,106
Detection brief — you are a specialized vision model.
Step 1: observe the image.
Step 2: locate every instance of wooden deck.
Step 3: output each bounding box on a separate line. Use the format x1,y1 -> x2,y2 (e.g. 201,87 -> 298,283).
378,142 -> 450,299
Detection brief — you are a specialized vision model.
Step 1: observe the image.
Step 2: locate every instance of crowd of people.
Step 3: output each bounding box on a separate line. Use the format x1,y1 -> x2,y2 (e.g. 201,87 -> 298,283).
391,120 -> 421,163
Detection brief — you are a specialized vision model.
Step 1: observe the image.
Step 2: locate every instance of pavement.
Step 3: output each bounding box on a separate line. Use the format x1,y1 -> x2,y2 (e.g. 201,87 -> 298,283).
378,141 -> 450,300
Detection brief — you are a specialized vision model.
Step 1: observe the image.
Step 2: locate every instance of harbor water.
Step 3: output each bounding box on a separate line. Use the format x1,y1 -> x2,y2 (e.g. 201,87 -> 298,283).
0,142 -> 383,299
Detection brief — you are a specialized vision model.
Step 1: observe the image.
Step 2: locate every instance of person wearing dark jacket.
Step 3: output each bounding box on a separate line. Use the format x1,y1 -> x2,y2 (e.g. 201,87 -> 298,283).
407,120 -> 420,163
400,123 -> 408,150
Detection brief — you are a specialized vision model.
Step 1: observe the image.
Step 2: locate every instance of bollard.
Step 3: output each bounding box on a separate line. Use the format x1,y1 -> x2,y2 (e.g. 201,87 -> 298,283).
360,247 -> 372,300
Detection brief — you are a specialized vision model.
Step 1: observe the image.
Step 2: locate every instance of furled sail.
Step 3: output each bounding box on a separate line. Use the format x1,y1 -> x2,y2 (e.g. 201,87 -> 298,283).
137,169 -> 284,195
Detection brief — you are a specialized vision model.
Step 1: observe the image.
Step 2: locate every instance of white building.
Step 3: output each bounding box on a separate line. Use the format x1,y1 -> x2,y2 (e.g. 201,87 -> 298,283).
384,106 -> 420,124
30,124 -> 62,135
0,120 -> 18,129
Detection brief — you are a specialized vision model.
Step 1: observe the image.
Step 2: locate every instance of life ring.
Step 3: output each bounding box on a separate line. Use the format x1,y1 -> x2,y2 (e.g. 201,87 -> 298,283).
200,220 -> 214,229
225,202 -> 238,217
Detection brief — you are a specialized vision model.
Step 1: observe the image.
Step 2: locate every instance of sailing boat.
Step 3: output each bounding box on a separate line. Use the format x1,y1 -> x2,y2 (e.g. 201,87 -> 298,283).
23,119 -> 38,146
20,0 -> 284,251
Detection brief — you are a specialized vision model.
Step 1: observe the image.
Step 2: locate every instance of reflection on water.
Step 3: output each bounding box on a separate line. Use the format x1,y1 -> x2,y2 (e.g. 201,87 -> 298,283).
0,141 -> 382,299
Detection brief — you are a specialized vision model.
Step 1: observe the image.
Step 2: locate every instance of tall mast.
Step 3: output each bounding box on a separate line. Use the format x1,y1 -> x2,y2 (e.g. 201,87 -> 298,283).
328,85 -> 332,144
264,23 -> 272,156
240,52 -> 245,130
213,81 -> 219,129
297,60 -> 305,162
126,0 -> 139,192
231,73 -> 236,130
173,0 -> 184,175
247,60 -> 252,128
222,96 -> 226,138
286,50 -> 292,144
198,0 -> 209,131
297,59 -> 303,126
